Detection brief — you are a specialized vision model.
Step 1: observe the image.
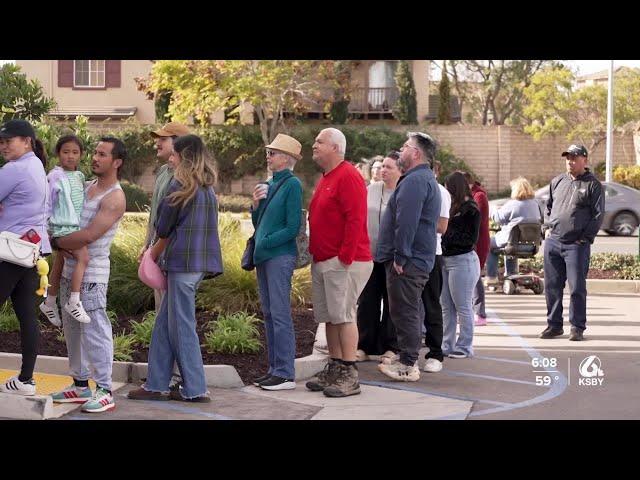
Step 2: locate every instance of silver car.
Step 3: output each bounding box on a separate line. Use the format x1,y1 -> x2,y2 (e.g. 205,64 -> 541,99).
488,181 -> 640,236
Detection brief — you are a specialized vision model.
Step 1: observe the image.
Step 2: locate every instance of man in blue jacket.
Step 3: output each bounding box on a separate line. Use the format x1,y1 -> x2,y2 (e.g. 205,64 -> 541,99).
541,144 -> 605,341
376,132 -> 441,381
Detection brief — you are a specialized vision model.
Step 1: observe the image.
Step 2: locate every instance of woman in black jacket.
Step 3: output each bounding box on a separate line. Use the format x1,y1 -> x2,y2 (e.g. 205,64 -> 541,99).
441,172 -> 481,359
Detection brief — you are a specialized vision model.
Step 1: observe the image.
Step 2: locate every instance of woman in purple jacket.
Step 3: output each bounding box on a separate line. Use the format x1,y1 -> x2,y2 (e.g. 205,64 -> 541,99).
0,119 -> 51,396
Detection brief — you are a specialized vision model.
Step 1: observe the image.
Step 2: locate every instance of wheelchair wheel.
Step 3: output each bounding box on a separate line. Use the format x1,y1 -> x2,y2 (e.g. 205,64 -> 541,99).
531,280 -> 544,295
503,279 -> 517,295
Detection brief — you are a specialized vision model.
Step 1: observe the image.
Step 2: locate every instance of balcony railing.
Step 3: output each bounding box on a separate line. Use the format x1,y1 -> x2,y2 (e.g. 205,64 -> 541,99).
301,87 -> 399,114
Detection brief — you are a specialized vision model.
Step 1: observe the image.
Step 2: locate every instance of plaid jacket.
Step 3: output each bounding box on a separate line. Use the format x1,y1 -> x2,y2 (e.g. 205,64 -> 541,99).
155,180 -> 223,276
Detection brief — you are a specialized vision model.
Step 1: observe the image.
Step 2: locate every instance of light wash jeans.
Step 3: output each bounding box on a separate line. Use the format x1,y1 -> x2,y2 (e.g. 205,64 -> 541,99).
486,237 -> 518,278
441,251 -> 480,356
145,271 -> 207,399
256,254 -> 297,379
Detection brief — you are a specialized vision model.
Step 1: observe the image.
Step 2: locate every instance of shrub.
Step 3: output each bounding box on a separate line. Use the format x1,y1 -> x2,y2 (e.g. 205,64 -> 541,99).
218,194 -> 253,213
121,180 -> 151,212
613,165 -> 640,189
106,310 -> 118,326
0,302 -> 19,333
108,216 -> 154,315
196,213 -> 312,314
203,312 -> 262,354
113,332 -> 137,362
106,119 -> 156,182
131,311 -> 157,347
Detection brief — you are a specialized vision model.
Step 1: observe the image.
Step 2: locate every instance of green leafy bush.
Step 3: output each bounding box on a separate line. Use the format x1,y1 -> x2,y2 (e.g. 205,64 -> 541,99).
613,165 -> 640,189
131,311 -> 157,347
113,332 -> 137,362
0,302 -> 20,333
203,312 -> 262,354
108,216 -> 154,315
121,180 -> 151,212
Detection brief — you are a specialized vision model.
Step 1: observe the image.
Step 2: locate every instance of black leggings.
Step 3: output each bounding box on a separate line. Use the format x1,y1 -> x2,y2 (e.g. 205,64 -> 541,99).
0,262 -> 40,380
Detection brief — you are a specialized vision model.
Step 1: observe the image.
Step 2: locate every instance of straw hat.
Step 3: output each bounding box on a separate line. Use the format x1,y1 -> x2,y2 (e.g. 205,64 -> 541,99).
266,134 -> 303,160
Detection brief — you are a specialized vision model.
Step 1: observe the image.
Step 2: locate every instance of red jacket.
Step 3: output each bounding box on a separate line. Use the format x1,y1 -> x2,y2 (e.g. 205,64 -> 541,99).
471,182 -> 490,269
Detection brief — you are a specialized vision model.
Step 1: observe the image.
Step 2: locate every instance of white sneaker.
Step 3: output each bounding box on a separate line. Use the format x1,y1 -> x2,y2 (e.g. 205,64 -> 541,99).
380,352 -> 400,365
64,300 -> 90,323
355,349 -> 370,362
378,360 -> 420,382
423,358 -> 443,373
39,301 -> 61,327
0,375 -> 36,396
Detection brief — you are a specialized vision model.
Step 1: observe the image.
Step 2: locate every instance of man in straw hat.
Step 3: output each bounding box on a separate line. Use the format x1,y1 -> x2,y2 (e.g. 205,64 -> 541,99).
250,134 -> 304,391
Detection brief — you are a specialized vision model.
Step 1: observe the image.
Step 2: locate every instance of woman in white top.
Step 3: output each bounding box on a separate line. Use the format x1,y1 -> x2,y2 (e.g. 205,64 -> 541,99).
356,151 -> 402,362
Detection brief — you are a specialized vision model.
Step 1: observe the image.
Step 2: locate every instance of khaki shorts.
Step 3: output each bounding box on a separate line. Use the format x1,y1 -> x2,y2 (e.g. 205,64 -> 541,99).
311,256 -> 373,325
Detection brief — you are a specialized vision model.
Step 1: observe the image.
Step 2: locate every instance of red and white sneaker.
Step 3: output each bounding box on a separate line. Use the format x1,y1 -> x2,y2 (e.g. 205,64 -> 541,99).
51,384 -> 93,403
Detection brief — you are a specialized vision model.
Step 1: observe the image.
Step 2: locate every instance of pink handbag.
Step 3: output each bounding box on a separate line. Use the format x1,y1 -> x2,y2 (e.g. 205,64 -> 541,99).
138,248 -> 167,290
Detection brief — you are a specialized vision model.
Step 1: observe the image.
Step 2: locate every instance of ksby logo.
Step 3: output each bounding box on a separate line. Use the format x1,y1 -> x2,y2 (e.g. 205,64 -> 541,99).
578,355 -> 604,386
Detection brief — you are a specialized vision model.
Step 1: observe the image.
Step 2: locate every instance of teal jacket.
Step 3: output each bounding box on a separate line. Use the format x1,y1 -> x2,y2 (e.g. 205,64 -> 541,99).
251,169 -> 302,265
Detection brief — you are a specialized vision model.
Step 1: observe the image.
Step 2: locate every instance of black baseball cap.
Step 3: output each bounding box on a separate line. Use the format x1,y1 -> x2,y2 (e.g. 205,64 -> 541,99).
0,119 -> 36,139
561,144 -> 588,158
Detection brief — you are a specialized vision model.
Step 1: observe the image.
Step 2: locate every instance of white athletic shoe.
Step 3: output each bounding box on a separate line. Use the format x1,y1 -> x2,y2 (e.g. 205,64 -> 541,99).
64,300 -> 90,323
422,358 -> 443,373
0,375 -> 36,396
39,301 -> 61,327
378,360 -> 420,382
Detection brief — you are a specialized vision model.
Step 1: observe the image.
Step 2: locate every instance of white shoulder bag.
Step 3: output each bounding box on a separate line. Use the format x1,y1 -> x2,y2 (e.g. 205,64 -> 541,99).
0,231 -> 40,267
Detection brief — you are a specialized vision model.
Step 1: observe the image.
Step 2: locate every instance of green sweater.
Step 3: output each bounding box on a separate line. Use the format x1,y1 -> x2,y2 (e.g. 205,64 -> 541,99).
251,169 -> 303,265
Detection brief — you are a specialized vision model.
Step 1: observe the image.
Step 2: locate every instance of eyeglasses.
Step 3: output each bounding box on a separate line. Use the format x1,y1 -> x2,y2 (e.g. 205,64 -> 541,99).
401,143 -> 420,152
266,149 -> 280,157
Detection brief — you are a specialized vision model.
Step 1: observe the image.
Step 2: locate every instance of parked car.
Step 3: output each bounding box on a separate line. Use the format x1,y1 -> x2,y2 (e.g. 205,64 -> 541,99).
488,181 -> 640,236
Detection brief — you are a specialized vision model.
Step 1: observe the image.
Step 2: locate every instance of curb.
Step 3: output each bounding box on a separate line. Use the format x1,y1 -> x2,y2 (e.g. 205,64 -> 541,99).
0,334 -> 329,390
586,279 -> 640,294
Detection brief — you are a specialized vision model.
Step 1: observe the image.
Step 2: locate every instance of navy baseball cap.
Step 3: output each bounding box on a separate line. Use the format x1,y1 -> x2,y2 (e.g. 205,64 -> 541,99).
561,144 -> 588,158
0,119 -> 36,139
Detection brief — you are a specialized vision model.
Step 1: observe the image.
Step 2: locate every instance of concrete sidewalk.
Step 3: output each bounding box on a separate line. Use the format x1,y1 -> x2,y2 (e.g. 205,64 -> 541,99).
2,289 -> 638,420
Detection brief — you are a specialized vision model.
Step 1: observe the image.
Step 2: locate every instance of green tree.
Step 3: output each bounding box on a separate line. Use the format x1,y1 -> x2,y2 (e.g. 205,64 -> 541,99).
136,60 -> 335,145
0,64 -> 56,123
447,60 -> 556,125
523,65 -> 640,152
393,60 -> 417,124
437,61 -> 452,124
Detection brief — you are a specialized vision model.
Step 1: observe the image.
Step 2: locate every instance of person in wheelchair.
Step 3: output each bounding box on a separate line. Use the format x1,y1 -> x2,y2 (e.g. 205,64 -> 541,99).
485,177 -> 543,293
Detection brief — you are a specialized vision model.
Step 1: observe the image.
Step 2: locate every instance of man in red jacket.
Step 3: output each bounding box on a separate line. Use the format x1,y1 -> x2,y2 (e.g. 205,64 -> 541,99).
305,128 -> 373,398
463,172 -> 490,326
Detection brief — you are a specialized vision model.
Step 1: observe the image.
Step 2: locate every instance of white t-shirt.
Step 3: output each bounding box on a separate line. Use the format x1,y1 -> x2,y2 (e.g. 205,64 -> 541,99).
436,183 -> 451,255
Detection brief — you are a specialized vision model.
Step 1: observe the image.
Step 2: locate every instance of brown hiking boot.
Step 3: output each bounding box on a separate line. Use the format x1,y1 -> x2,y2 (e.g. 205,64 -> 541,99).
323,364 -> 361,397
305,359 -> 339,391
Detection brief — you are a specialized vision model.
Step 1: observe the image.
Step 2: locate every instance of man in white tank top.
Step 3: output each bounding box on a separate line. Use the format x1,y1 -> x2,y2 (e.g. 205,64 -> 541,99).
49,137 -> 127,413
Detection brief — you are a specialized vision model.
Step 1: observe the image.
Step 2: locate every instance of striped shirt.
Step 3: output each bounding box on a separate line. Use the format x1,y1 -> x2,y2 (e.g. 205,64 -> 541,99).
62,181 -> 123,284
65,170 -> 85,216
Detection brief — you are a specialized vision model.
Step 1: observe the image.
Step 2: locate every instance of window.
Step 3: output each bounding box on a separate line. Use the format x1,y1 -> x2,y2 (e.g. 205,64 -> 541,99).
74,60 -> 105,88
605,185 -> 618,197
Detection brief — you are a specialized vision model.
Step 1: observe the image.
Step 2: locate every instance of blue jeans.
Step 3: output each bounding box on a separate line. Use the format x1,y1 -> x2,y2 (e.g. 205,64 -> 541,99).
441,251 -> 480,356
256,254 -> 296,379
543,237 -> 590,331
145,271 -> 207,398
486,237 -> 518,278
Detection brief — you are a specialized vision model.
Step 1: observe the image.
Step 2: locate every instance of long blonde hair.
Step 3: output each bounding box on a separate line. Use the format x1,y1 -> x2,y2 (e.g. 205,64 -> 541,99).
167,134 -> 217,208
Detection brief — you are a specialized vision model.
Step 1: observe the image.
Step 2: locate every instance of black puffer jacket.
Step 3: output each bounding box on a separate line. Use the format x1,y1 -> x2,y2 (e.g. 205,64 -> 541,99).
442,200 -> 480,257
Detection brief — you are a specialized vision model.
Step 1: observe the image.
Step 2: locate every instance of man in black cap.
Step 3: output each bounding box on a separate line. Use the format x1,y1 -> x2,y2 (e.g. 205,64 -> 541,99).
540,144 -> 604,341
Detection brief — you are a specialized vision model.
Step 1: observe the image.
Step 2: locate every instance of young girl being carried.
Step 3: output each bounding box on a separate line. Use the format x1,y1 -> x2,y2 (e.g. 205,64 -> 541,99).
39,135 -> 91,325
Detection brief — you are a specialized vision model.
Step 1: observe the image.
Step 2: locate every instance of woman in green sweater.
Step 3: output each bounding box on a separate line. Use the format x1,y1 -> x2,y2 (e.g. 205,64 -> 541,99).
250,134 -> 303,391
